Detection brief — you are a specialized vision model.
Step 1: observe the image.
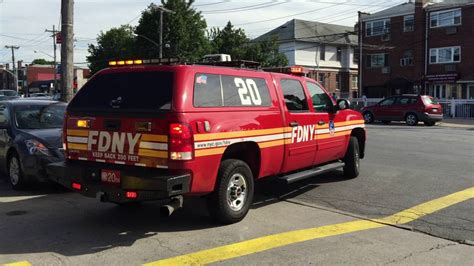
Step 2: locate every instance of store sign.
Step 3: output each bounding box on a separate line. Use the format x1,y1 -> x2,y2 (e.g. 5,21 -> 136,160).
425,73 -> 459,84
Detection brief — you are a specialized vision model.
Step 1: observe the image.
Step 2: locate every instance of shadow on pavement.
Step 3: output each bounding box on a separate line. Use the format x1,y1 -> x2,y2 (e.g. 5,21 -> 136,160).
0,170 -> 348,257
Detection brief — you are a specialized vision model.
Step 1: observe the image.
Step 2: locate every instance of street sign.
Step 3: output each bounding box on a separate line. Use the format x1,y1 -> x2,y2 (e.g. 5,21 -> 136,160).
56,32 -> 62,44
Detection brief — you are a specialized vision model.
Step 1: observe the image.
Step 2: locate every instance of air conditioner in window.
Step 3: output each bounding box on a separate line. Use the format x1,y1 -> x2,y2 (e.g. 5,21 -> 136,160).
404,26 -> 414,32
382,67 -> 391,74
400,58 -> 413,66
446,27 -> 457,34
444,64 -> 456,72
381,34 -> 391,41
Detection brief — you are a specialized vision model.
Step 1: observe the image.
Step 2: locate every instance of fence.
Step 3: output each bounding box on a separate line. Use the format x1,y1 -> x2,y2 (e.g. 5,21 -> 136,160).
350,98 -> 474,118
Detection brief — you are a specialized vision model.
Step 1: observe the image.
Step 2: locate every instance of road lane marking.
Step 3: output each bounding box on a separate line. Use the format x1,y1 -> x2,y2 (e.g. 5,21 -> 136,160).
2,261 -> 32,266
0,195 -> 46,203
144,187 -> 474,266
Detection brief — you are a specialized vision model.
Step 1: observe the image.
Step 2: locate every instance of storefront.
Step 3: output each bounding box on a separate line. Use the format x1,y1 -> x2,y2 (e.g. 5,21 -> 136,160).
424,73 -> 472,99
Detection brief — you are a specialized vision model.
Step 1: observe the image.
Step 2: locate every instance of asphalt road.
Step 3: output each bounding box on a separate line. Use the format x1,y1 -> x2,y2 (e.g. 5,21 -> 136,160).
0,123 -> 473,265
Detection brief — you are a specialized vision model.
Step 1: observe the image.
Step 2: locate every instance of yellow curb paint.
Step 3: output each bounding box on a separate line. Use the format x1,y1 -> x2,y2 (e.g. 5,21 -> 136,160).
144,187 -> 474,266
2,261 -> 32,266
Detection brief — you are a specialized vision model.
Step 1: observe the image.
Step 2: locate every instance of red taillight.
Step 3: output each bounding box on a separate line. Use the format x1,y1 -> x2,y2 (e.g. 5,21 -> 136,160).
125,191 -> 138,199
169,123 -> 193,160
63,111 -> 68,154
72,182 -> 82,190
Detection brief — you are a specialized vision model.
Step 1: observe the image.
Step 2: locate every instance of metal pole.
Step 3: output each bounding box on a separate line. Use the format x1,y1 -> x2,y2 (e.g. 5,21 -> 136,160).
60,0 -> 74,102
159,9 -> 163,59
358,11 -> 363,98
4,45 -> 20,91
53,25 -> 57,95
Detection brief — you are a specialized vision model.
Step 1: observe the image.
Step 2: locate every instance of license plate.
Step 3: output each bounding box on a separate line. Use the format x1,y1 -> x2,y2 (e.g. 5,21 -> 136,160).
432,108 -> 438,113
101,169 -> 121,184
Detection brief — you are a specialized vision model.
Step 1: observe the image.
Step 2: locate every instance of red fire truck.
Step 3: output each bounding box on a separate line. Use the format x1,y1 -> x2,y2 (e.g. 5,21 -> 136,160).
48,59 -> 366,224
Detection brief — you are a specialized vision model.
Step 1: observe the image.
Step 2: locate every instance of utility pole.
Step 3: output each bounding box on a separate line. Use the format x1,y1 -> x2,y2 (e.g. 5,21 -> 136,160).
60,0 -> 74,102
45,25 -> 59,95
153,5 -> 174,59
4,45 -> 19,91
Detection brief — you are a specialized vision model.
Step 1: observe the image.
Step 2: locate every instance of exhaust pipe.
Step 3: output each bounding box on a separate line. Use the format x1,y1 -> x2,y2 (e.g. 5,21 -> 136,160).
160,196 -> 183,217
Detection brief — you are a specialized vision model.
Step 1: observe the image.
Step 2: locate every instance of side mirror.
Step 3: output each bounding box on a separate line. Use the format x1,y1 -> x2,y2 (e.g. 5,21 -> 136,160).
336,99 -> 351,111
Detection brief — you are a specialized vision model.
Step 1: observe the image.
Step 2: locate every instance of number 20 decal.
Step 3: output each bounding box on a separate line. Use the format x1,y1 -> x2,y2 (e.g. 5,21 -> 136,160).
235,78 -> 262,105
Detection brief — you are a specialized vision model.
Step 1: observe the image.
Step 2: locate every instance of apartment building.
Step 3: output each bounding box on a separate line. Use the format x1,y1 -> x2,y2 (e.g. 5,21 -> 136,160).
360,0 -> 474,99
256,19 -> 359,98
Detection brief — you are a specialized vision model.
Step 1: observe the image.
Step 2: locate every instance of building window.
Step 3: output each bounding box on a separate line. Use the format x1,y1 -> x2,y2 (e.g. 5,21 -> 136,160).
429,46 -> 460,64
318,73 -> 325,86
404,15 -> 414,32
336,47 -> 342,62
335,74 -> 340,90
366,19 -> 390,36
351,75 -> 358,89
400,50 -> 414,66
430,9 -> 461,28
366,54 -> 388,68
353,48 -> 359,64
320,44 -> 325,61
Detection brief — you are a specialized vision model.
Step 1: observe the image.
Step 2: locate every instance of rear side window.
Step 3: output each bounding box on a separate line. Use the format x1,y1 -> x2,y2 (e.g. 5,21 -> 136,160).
194,74 -> 271,107
422,96 -> 438,104
69,71 -> 173,112
280,79 -> 309,111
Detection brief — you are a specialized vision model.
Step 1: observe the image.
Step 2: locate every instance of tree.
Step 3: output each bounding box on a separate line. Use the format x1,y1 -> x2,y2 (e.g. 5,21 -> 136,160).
87,25 -> 136,74
31,58 -> 54,65
135,0 -> 210,62
209,21 -> 248,60
244,37 -> 288,67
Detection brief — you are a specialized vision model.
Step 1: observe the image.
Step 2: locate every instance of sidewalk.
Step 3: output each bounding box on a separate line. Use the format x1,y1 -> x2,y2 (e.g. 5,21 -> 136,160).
438,118 -> 474,129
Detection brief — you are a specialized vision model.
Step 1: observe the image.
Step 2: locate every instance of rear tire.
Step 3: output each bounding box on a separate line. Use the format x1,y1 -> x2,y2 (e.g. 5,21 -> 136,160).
425,121 -> 436,126
405,113 -> 418,126
8,152 -> 28,190
208,159 -> 254,224
343,137 -> 360,179
363,112 -> 374,124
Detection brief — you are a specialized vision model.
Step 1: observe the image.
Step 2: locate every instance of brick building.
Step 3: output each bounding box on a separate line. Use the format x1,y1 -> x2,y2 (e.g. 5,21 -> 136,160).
360,0 -> 474,99
256,19 -> 359,98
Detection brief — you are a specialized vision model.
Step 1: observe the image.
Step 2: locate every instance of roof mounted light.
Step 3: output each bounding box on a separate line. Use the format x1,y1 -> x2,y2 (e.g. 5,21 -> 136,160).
108,58 -> 179,67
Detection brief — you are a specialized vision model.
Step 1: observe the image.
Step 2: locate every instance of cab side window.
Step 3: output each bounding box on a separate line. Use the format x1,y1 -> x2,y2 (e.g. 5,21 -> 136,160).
279,79 -> 309,112
306,82 -> 333,112
0,104 -> 9,126
379,97 -> 396,106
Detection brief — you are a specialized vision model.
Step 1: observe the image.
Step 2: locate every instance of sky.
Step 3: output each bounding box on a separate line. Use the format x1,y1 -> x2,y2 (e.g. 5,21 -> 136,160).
0,0 -> 407,67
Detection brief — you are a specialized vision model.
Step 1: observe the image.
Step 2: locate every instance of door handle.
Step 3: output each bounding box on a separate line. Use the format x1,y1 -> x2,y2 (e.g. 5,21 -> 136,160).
318,120 -> 326,126
289,122 -> 299,127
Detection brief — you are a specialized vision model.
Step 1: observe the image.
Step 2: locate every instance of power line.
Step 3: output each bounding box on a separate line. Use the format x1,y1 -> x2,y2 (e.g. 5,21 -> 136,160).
201,1 -> 286,14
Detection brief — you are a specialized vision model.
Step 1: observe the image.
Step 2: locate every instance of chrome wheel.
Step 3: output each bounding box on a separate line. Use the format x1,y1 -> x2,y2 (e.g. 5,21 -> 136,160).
9,157 -> 20,186
406,114 -> 417,126
226,173 -> 247,212
363,112 -> 373,123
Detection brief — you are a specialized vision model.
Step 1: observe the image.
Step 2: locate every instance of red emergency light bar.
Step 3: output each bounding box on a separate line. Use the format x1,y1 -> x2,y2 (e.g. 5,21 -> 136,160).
263,66 -> 308,76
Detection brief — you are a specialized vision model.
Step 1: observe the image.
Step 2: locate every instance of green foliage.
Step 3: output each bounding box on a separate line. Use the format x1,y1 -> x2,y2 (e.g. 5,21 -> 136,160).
87,25 -> 136,74
209,21 -> 249,60
31,58 -> 54,65
244,37 -> 288,67
135,0 -> 209,62
86,1 -> 288,72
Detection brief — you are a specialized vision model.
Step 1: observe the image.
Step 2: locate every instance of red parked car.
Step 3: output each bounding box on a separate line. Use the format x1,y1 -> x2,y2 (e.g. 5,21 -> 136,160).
361,94 -> 443,126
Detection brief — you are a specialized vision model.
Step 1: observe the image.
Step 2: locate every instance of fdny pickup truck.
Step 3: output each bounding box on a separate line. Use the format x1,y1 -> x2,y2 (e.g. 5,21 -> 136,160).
47,59 -> 366,224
